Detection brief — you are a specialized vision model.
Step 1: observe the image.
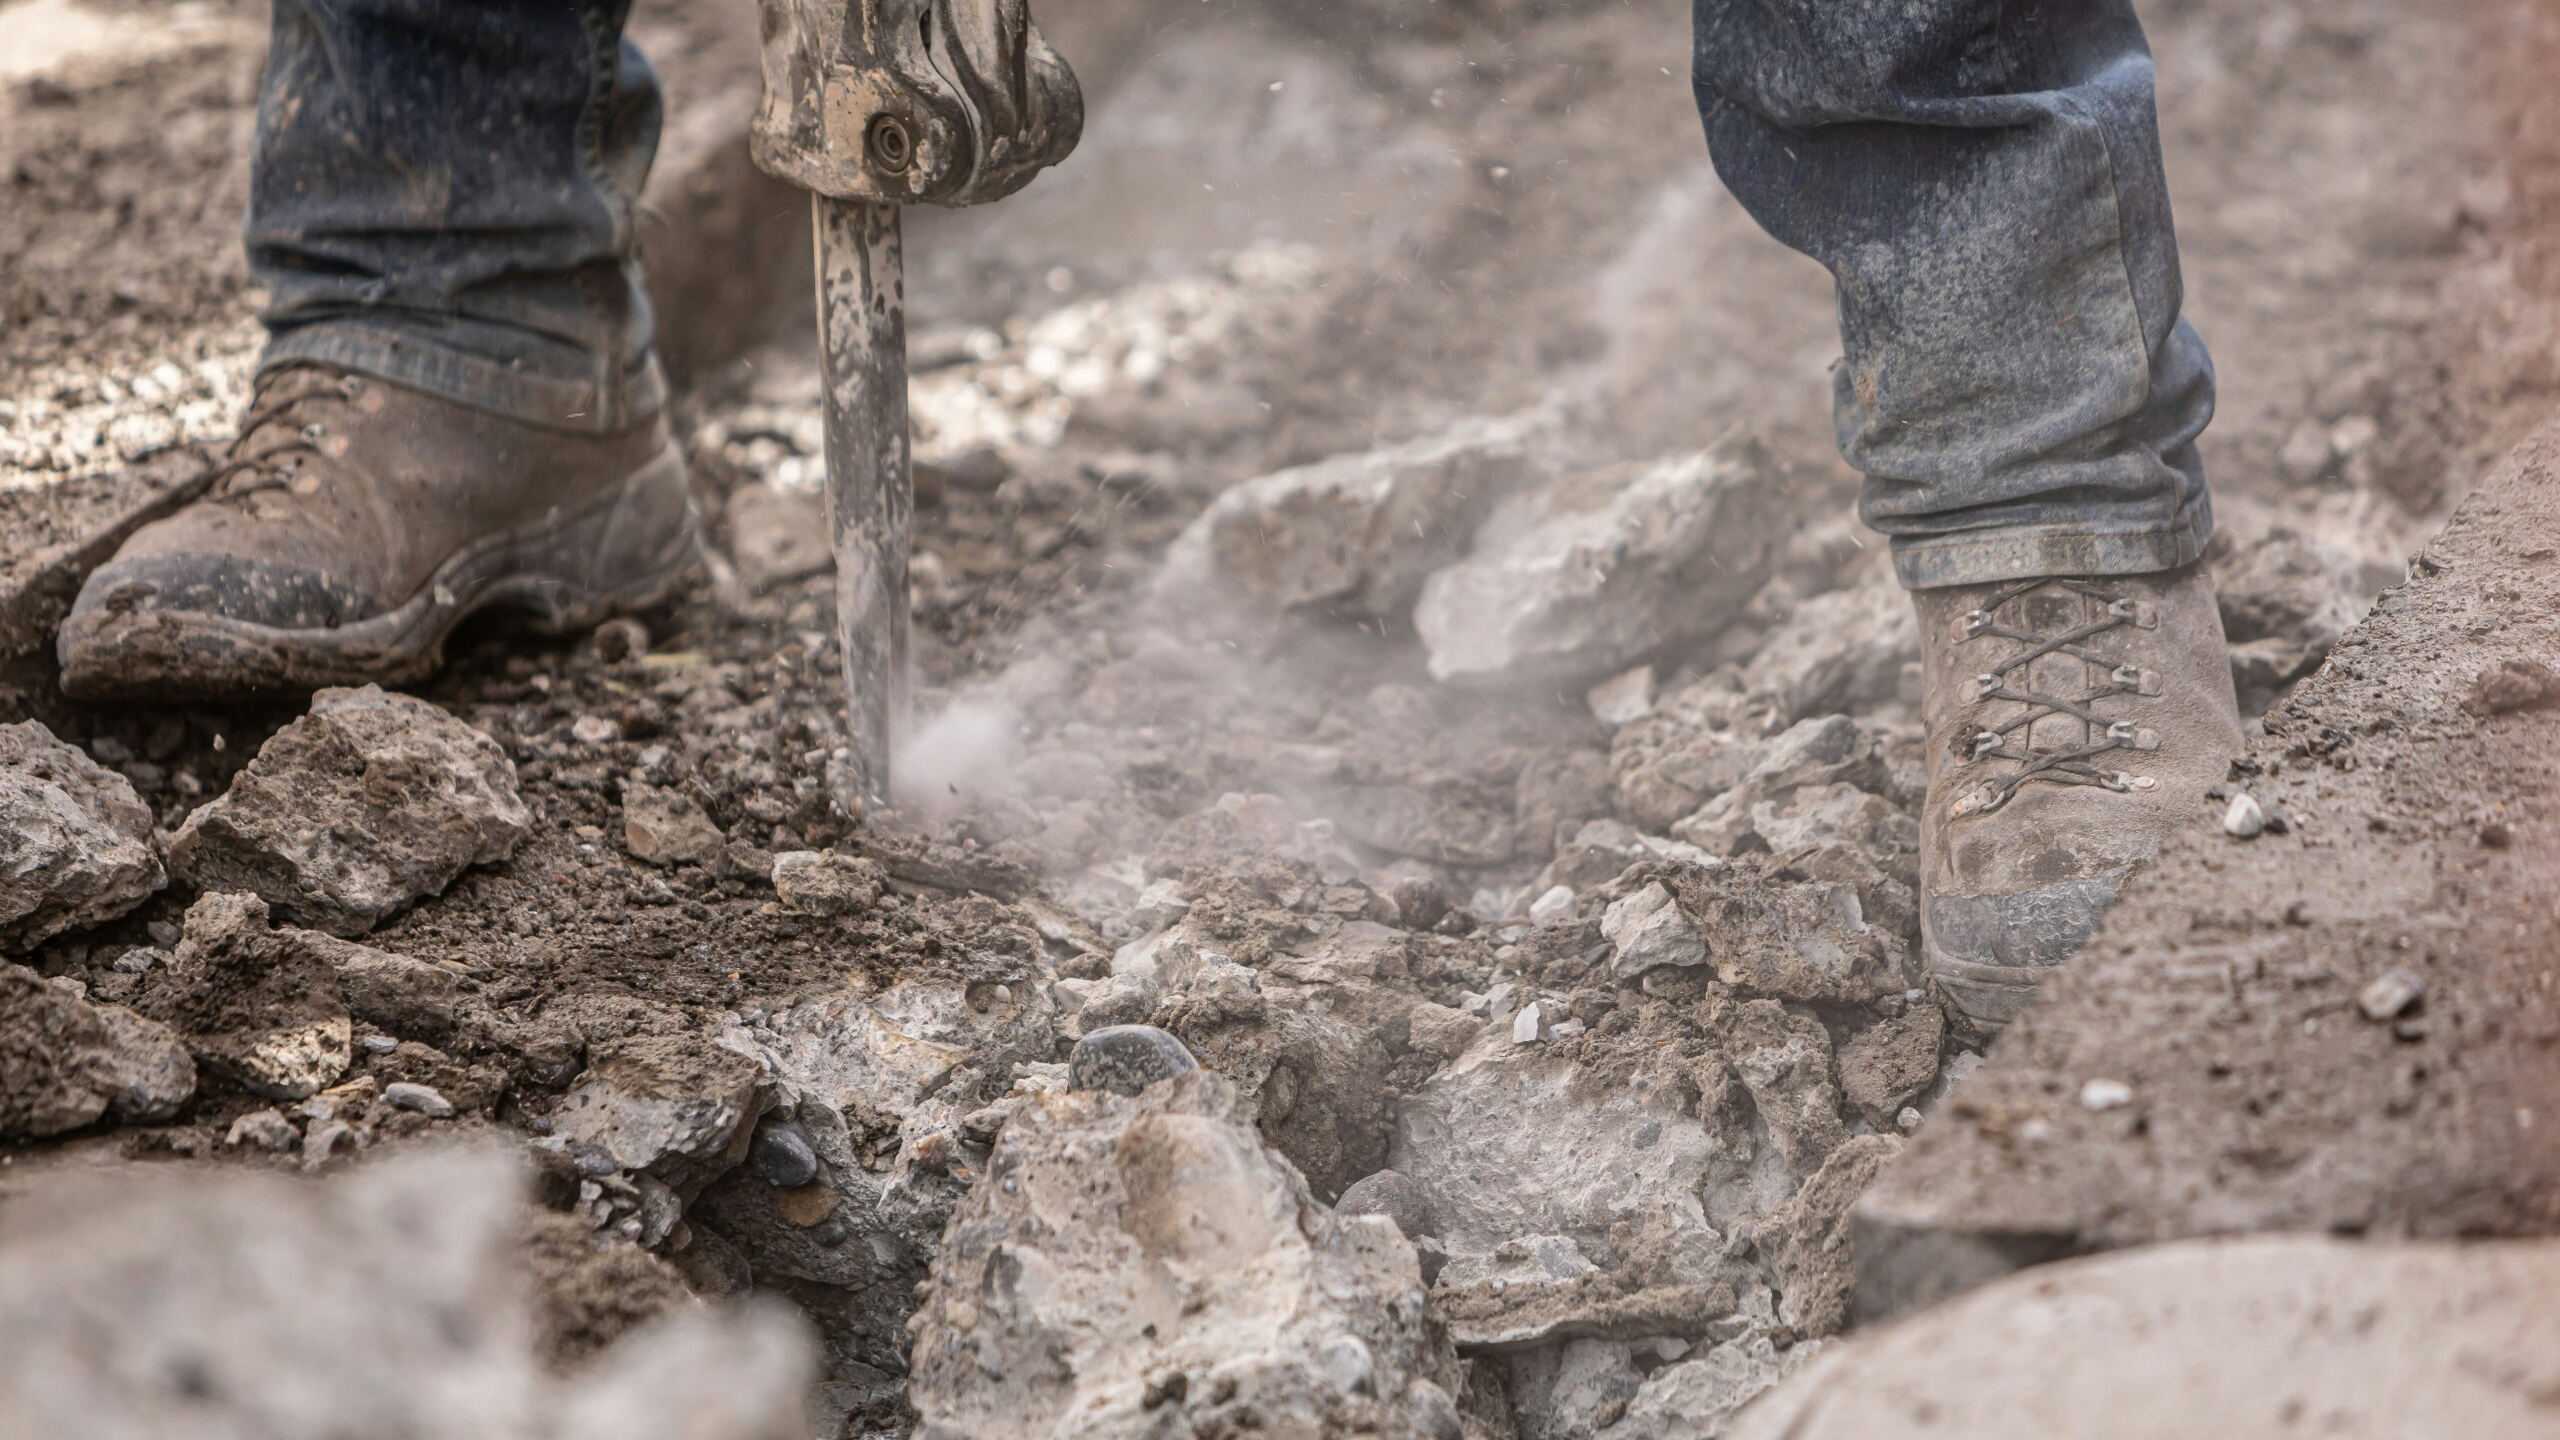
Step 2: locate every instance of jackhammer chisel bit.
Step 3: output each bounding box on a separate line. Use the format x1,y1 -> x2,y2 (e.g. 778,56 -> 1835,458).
751,0 -> 1083,810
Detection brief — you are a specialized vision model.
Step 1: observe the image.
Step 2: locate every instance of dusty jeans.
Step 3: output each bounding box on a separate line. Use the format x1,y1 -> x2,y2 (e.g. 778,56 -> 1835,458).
1694,0 -> 2217,588
247,0 -> 664,432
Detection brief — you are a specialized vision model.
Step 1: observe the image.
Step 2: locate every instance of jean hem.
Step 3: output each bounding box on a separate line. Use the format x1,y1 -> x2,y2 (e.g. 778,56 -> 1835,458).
1891,513 -> 2213,589
259,326 -> 666,433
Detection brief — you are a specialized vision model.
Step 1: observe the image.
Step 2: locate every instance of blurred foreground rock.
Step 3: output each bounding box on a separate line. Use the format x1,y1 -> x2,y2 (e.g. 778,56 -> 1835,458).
170,685 -> 530,936
0,1146 -> 816,1440
908,1069 -> 1466,1440
1728,1236 -> 2560,1439
0,719 -> 165,952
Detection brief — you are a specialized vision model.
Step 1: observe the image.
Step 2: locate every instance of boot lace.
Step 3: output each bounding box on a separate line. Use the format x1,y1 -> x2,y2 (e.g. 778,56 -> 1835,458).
201,372 -> 368,502
1947,578 -> 2165,818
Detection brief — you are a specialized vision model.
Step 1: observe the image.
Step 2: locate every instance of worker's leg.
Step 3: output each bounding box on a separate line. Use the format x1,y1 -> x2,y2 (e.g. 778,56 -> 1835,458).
59,0 -> 692,699
1692,0 -> 2215,588
1691,0 -> 2241,1035
247,0 -> 666,431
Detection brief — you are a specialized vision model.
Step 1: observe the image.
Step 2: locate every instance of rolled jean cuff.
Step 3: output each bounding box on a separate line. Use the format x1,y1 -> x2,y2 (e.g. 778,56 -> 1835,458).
1890,506 -> 2214,590
258,323 -> 667,434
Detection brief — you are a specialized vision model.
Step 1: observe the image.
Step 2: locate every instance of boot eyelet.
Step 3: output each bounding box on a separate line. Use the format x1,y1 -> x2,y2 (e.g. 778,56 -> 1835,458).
1970,731 -> 2003,760
1953,610 -> 1992,641
338,377 -> 365,398
1969,674 -> 2002,702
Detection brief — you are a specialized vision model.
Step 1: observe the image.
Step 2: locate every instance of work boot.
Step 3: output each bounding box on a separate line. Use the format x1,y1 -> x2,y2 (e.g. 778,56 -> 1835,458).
1912,562 -> 2243,1035
58,364 -> 696,700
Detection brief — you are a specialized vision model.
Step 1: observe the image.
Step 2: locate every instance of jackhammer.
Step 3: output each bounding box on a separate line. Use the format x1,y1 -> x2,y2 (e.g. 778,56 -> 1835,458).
750,0 -> 1083,810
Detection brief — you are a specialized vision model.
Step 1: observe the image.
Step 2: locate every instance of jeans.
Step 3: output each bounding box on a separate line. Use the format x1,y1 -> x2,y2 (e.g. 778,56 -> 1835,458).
248,0 -> 665,433
1694,0 -> 2217,588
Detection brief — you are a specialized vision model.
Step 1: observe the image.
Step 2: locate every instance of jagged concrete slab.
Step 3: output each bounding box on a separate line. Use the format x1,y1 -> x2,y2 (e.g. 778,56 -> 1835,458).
1854,421 -> 2560,1320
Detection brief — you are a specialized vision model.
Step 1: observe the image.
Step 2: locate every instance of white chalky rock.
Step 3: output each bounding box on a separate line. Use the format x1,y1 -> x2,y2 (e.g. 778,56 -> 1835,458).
2221,792 -> 2267,839
906,1070 -> 1464,1439
1159,409 -> 1550,621
1587,666 -> 1658,729
1415,436 -> 1783,686
1601,882 -> 1708,978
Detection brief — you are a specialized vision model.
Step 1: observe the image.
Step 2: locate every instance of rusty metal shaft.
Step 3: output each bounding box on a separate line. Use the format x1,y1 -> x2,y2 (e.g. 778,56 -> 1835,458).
813,195 -> 911,809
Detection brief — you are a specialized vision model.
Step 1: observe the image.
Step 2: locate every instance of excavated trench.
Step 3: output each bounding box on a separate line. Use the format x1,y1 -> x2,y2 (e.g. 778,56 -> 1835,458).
4,0 -> 2560,1436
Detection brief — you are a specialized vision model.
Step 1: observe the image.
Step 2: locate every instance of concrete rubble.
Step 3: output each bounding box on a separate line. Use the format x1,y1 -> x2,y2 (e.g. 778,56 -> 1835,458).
169,685 -> 531,936
906,1068 -> 1467,1440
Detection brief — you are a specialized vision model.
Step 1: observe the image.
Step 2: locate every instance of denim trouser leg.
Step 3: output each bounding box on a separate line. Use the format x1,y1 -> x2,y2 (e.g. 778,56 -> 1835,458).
248,0 -> 665,432
1693,0 -> 2217,589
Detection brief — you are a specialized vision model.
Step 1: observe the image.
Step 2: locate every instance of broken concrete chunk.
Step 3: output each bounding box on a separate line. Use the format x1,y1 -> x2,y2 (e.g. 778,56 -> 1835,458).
623,783 -> 725,868
1741,573 -> 1916,723
1601,882 -> 1708,978
907,1070 -> 1464,1439
1751,784 -> 1899,864
0,1145 -> 818,1440
141,892 -> 352,1102
1604,1333 -> 1826,1440
1723,1000 -> 1844,1173
769,848 -> 883,915
548,1033 -> 768,1197
1675,866 -> 1911,1004
0,964 -> 196,1138
169,686 -> 530,937
1415,437 -> 1784,686
1836,1004 -> 1945,1127
1159,409 -> 1548,621
0,721 -> 165,954
1762,1134 -> 1902,1337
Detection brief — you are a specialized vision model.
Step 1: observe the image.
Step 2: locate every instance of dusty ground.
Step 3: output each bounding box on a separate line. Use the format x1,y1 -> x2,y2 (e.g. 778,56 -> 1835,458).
4,0 -> 2560,1434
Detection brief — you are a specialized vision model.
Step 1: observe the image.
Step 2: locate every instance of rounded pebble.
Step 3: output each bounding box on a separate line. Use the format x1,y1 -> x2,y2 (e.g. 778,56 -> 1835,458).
1336,1169 -> 1436,1241
750,1118 -> 820,1189
1067,1024 -> 1201,1097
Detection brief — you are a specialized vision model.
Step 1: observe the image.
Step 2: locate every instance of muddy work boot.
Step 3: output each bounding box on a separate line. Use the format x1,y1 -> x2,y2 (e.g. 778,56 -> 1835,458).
1913,563 -> 2243,1035
58,365 -> 696,700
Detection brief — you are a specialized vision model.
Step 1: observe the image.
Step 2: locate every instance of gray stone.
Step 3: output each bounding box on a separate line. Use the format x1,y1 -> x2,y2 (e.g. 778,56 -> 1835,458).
225,1107 -> 298,1151
1761,1134 -> 1902,1337
906,1070 -> 1463,1439
0,721 -> 165,953
1415,436 -> 1784,686
382,1081 -> 456,1118
1069,1023 -> 1203,1097
623,783 -> 725,868
0,964 -> 195,1138
1609,673 -> 1764,832
1836,1006 -> 1944,1128
1601,882 -> 1707,978
1587,666 -> 1657,730
1602,1334 -> 1825,1440
169,686 -> 530,936
769,848 -> 884,915
1159,410 -> 1548,622
724,480 -> 832,593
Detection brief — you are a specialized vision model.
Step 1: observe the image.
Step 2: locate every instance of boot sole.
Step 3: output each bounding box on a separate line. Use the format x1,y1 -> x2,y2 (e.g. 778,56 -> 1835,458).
56,447 -> 699,702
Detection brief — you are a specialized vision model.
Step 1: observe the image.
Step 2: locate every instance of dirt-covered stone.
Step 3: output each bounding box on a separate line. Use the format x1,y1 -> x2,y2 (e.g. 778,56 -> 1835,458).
547,1032 -> 770,1198
907,1069 -> 1466,1440
0,720 -> 164,953
142,891 -> 353,1102
169,685 -> 531,936
0,965 -> 193,1138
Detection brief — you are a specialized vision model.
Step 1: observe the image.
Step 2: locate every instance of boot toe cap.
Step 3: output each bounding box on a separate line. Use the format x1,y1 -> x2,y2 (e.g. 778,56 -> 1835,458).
68,552 -> 382,632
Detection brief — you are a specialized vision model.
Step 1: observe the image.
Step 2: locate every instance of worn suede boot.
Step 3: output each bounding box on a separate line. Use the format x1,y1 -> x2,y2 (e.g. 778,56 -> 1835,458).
58,365 -> 696,700
1912,563 -> 2244,1035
